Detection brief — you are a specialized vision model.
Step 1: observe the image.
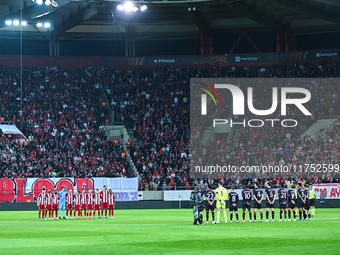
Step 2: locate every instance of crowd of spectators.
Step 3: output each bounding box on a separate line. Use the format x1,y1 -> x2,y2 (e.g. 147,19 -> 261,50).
0,67 -> 130,178
189,117 -> 340,190
102,61 -> 340,190
0,61 -> 340,189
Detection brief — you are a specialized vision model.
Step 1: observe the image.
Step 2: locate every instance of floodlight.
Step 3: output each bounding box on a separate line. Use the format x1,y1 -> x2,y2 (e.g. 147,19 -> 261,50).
140,5 -> 147,11
124,2 -> 133,12
51,0 -> 58,7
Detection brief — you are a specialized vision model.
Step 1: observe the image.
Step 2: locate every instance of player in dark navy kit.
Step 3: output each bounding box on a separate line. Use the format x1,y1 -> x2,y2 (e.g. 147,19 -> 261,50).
297,183 -> 306,221
304,184 -> 311,221
253,182 -> 263,223
265,183 -> 276,222
228,187 -> 239,223
287,185 -> 297,221
241,185 -> 252,223
278,183 -> 288,222
204,185 -> 216,224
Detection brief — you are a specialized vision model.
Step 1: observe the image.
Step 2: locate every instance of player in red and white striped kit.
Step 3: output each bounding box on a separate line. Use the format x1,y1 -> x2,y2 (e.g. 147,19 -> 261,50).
86,189 -> 94,219
74,191 -> 81,219
93,189 -> 101,219
100,185 -> 109,218
66,188 -> 73,219
46,189 -> 53,220
52,190 -> 59,219
80,189 -> 87,219
37,187 -> 47,220
108,189 -> 115,219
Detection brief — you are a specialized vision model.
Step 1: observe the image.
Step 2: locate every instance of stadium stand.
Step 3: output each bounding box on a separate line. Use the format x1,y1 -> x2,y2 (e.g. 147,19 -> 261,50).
102,62 -> 340,190
0,67 -> 130,179
0,61 -> 339,188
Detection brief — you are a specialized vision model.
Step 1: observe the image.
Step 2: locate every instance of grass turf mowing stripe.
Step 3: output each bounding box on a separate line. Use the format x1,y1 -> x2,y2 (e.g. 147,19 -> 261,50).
0,209 -> 339,255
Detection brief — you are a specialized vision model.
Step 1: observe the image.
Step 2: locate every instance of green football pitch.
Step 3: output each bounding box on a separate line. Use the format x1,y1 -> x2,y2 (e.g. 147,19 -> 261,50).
1,209 -> 340,255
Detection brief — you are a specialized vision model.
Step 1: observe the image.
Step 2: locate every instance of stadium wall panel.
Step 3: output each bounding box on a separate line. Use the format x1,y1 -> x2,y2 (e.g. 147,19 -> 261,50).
1,48 -> 340,68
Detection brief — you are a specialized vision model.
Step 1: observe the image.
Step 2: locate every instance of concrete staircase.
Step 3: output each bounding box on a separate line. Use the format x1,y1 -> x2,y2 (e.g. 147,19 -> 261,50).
95,72 -> 138,177
127,129 -> 136,143
102,125 -> 138,177
320,118 -> 339,136
302,118 -> 338,139
200,119 -> 237,145
200,126 -> 213,145
228,123 -> 238,140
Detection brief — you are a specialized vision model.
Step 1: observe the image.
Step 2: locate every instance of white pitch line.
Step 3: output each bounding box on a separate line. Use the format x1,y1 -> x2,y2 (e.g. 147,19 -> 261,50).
309,217 -> 338,221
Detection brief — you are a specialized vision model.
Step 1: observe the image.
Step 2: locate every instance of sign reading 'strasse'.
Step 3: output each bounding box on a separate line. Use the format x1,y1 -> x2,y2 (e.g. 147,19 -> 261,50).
190,78 -> 340,179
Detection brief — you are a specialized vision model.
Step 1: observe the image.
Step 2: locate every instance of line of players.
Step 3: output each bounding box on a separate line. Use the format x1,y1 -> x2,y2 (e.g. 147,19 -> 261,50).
37,185 -> 115,220
202,182 -> 315,224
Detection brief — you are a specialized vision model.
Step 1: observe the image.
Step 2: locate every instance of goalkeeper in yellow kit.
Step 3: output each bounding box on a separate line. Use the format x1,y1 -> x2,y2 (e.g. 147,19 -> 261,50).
215,181 -> 228,223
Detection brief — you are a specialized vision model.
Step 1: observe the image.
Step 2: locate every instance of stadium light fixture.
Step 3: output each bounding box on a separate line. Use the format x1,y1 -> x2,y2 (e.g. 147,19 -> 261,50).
32,0 -> 58,7
5,19 -> 52,29
117,3 -> 147,12
124,2 -> 133,12
188,6 -> 197,12
51,0 -> 58,7
140,5 -> 147,11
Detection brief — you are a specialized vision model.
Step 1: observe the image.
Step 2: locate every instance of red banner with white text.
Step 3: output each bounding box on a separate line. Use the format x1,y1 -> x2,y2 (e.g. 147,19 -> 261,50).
0,178 -> 138,202
313,184 -> 340,199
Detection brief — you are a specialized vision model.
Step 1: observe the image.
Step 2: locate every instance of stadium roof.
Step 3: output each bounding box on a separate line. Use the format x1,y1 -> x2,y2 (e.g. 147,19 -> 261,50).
0,0 -> 340,42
